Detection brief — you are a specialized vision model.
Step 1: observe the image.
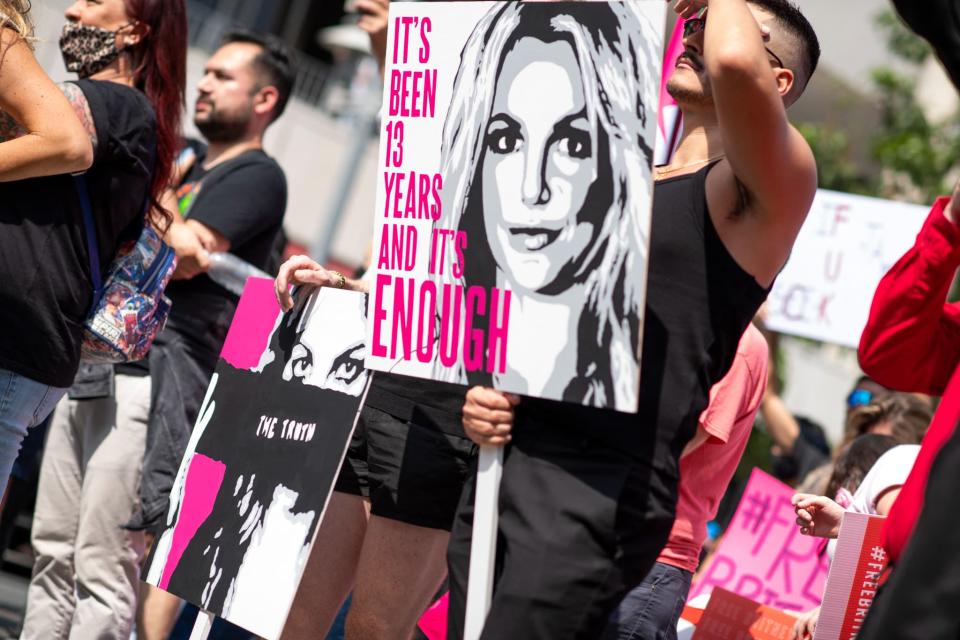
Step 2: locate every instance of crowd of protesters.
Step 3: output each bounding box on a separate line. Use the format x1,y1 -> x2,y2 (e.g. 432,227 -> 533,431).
1,0 -> 960,639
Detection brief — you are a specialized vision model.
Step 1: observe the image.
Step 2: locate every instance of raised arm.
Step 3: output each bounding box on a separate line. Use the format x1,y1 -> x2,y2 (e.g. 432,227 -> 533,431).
682,0 -> 818,286
760,384 -> 801,455
858,187 -> 960,395
355,0 -> 389,73
0,30 -> 93,180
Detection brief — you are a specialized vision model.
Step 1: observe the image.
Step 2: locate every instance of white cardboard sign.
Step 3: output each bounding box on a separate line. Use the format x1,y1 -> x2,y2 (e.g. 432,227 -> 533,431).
364,1 -> 666,412
766,189 -> 929,348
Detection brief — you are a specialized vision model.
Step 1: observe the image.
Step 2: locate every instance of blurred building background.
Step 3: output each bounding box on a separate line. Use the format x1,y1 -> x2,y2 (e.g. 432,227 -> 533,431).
29,0 -> 958,443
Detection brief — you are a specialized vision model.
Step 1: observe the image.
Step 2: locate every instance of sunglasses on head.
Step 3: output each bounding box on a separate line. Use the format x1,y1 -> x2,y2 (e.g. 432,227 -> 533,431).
681,9 -> 784,69
846,388 -> 874,410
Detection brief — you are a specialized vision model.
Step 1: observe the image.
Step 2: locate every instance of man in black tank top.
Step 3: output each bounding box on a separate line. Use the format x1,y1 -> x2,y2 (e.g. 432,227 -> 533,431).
451,1 -> 821,638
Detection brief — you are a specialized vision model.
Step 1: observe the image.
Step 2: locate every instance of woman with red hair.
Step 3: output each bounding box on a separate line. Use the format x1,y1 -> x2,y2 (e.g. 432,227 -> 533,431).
8,1 -> 187,638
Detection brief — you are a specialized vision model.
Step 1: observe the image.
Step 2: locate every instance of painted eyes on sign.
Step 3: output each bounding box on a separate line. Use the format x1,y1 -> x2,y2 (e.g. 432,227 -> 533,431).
484,114 -> 593,160
327,344 -> 366,387
289,344 -> 313,381
556,125 -> 592,160
485,116 -> 523,155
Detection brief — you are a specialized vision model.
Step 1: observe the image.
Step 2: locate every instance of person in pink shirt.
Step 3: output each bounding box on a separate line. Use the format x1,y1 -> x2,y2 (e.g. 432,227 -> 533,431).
602,324 -> 768,640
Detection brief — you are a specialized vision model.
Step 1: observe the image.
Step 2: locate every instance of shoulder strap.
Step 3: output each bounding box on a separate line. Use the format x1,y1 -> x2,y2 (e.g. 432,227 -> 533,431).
73,175 -> 103,296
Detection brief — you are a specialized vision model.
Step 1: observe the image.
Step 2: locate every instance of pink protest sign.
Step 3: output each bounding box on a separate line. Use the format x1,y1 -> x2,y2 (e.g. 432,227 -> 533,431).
220,277 -> 281,369
689,468 -> 829,612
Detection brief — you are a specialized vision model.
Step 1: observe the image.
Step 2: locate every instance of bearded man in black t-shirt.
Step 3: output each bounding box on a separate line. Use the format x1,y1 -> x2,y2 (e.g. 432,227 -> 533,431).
130,29 -> 295,638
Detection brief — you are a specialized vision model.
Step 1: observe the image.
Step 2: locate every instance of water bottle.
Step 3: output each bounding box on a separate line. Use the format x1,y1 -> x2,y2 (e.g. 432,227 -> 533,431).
206,252 -> 271,296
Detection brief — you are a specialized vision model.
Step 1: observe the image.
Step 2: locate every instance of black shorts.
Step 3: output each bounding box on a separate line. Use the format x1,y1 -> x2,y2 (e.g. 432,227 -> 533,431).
445,409 -> 676,639
334,405 -> 477,531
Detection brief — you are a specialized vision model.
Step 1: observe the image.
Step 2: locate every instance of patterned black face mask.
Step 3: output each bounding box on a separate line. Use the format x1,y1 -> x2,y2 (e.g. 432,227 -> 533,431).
59,22 -> 129,78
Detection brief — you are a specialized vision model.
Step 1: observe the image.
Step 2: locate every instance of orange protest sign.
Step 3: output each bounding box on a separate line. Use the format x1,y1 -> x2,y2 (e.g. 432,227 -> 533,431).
693,588 -> 797,640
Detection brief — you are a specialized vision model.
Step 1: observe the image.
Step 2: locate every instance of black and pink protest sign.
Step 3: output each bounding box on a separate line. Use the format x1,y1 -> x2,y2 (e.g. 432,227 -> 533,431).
143,280 -> 370,640
366,1 -> 666,412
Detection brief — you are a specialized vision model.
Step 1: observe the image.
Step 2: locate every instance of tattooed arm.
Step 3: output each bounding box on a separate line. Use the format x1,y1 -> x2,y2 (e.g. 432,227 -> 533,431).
0,83 -> 96,149
0,27 -> 93,181
56,82 -> 98,151
0,108 -> 26,141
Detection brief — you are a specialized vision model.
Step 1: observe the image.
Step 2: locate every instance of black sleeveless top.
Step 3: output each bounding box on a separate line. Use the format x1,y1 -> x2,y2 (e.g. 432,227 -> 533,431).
515,161 -> 768,483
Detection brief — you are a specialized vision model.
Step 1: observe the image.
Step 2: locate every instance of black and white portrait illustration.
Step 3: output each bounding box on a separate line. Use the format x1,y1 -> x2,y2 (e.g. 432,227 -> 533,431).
144,285 -> 369,639
431,1 -> 664,412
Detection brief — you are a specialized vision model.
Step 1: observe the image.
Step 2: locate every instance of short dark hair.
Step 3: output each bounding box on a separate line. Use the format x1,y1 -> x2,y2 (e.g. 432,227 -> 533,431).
747,0 -> 820,89
222,29 -> 296,122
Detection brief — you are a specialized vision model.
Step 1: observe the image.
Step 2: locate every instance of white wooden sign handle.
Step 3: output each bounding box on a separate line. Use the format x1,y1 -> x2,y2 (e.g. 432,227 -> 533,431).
463,445 -> 504,640
189,609 -> 216,640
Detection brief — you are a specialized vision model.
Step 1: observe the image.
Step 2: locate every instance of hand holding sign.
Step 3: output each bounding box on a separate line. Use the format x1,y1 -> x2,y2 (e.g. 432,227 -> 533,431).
462,386 -> 520,447
792,494 -> 843,538
792,606 -> 820,640
275,255 -> 359,313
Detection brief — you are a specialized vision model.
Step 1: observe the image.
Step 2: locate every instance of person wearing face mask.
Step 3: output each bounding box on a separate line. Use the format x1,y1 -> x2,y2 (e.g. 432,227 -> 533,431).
14,1 -> 188,639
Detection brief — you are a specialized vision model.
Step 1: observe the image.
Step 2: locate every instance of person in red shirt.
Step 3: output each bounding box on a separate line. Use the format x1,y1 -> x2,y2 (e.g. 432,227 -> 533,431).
855,180 -> 960,639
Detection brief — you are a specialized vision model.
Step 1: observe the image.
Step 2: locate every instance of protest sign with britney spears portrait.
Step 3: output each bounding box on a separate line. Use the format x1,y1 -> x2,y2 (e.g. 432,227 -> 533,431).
366,1 -> 666,412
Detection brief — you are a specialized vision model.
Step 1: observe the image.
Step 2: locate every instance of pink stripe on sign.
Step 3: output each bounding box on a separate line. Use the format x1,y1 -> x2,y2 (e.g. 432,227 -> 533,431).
159,454 -> 226,590
417,592 -> 448,640
220,277 -> 281,369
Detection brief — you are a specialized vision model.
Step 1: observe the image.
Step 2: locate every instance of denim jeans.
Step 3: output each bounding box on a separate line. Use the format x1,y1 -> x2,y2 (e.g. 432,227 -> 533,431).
0,368 -> 66,488
602,561 -> 694,640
